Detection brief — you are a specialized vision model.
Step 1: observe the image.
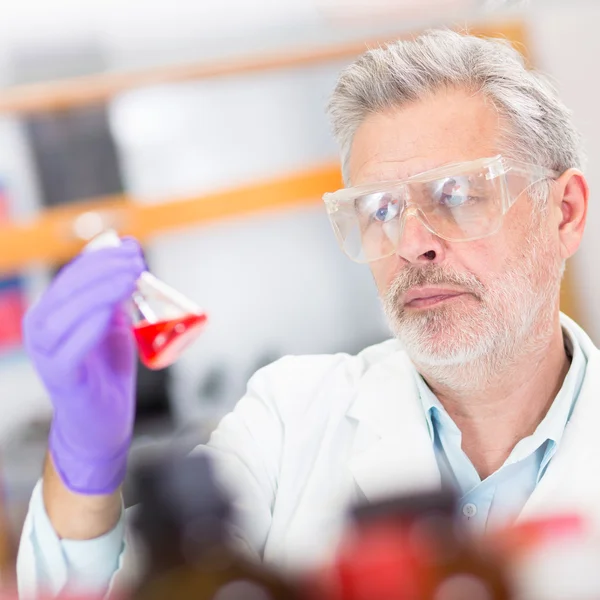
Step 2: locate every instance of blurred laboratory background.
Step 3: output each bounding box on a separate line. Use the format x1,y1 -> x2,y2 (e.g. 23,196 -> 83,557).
0,0 -> 596,528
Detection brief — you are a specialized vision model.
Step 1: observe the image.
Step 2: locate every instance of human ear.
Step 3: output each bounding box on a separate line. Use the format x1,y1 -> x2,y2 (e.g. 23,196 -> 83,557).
555,169 -> 588,259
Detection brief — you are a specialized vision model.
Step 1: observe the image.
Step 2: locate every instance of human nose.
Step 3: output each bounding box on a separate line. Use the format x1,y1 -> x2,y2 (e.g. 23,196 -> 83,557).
394,206 -> 446,264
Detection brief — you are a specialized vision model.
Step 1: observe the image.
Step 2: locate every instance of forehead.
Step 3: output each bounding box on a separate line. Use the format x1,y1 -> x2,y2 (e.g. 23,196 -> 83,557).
348,88 -> 502,186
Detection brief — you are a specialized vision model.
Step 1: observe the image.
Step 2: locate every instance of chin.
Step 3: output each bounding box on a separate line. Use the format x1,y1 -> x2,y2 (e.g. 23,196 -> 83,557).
393,303 -> 493,365
407,341 -> 487,368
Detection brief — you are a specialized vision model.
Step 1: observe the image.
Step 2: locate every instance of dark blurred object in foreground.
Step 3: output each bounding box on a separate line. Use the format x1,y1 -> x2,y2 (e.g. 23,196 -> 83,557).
131,452 -> 511,600
0,448 -> 595,600
131,453 -> 299,600
124,452 -> 600,600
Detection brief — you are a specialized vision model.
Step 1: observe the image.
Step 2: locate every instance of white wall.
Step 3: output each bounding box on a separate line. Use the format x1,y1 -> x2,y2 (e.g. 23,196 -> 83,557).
528,2 -> 600,342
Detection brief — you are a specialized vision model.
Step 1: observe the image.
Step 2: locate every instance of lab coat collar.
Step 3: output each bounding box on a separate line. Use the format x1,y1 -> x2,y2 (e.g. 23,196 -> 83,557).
519,313 -> 600,526
346,347 -> 442,503
345,313 -> 600,527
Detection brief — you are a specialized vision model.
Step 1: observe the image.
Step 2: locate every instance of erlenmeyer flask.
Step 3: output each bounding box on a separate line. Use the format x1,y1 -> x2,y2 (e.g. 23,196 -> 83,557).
85,230 -> 207,370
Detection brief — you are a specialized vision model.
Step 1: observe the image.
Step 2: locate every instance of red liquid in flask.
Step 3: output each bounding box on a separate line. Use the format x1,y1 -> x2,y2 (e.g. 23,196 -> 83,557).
133,313 -> 208,370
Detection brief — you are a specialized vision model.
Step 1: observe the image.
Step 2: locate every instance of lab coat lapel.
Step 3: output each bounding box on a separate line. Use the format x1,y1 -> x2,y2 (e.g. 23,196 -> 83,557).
519,315 -> 600,526
346,350 -> 441,503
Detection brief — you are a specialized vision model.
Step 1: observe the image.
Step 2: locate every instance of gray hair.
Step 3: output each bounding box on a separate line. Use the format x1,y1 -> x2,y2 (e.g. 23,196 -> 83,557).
327,29 -> 584,194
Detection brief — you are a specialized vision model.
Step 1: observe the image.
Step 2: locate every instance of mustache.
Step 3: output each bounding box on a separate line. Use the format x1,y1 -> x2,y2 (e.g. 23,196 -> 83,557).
385,265 -> 486,302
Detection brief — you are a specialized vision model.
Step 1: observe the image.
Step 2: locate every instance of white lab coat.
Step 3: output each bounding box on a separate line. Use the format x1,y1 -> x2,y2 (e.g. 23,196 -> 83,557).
17,313 -> 600,594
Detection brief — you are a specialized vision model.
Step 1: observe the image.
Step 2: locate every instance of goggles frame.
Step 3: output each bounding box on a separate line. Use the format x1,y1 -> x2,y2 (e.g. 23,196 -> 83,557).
322,155 -> 560,263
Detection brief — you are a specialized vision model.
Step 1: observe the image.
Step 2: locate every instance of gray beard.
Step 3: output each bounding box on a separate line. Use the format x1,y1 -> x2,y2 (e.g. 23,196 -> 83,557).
380,226 -> 564,392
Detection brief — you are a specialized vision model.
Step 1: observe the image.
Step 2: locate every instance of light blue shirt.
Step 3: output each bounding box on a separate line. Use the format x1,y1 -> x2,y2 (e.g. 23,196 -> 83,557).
415,326 -> 587,532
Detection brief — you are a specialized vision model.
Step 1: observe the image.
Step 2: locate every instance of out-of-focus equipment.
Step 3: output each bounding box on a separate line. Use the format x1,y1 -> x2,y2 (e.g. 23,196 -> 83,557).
307,491 -> 510,600
494,514 -> 600,600
123,451 -> 600,600
131,453 -> 300,600
305,498 -> 600,600
0,459 -> 15,590
86,230 -> 208,370
8,448 -> 600,599
128,456 -> 518,599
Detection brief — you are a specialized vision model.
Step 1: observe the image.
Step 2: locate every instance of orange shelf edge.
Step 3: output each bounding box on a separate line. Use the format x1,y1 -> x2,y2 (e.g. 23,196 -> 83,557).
0,163 -> 342,274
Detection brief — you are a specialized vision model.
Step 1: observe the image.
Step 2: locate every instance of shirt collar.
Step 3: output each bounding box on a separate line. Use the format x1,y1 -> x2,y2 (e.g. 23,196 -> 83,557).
536,325 -> 582,447
415,372 -> 453,442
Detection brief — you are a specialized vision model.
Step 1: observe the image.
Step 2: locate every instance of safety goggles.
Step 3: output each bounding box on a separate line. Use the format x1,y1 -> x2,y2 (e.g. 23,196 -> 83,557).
323,155 -> 559,263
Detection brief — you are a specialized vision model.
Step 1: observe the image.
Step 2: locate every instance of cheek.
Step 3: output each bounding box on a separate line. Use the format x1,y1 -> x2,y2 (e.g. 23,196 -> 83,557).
454,241 -> 508,281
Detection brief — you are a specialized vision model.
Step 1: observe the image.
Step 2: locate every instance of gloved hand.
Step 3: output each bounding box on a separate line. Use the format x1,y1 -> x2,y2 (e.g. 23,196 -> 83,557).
23,239 -> 146,495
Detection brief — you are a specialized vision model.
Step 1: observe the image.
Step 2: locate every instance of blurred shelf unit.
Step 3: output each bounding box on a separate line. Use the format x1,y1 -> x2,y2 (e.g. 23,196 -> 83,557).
0,163 -> 341,273
0,19 -> 526,276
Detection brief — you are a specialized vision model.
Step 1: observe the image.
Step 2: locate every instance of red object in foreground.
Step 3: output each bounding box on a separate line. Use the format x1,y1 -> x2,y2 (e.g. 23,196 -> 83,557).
133,313 -> 208,370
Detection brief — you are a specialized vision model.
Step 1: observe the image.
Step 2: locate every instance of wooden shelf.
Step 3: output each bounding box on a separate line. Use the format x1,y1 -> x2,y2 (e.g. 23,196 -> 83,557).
0,163 -> 342,274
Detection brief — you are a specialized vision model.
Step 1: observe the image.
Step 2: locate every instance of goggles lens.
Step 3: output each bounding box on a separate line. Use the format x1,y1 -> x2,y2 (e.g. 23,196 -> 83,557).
325,157 -> 555,263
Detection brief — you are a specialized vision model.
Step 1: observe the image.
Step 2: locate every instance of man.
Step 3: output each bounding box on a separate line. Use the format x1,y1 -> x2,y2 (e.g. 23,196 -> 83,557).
17,28 -> 594,596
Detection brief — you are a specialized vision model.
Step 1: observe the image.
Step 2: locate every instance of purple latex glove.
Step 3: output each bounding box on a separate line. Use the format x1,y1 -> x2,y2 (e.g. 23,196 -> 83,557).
23,239 -> 146,495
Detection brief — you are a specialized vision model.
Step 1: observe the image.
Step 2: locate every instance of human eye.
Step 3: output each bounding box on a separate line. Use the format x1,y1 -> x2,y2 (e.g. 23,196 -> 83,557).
374,204 -> 391,221
434,177 -> 482,208
361,193 -> 400,223
441,193 -> 481,207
